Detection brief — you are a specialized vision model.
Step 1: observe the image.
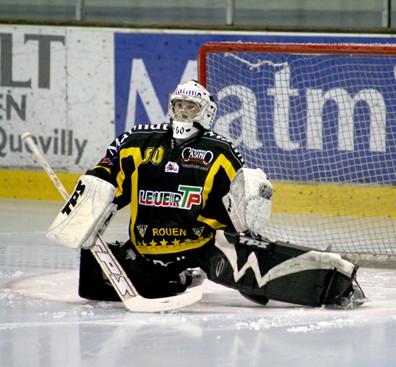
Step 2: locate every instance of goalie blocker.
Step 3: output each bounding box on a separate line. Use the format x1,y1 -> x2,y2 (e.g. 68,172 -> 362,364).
208,230 -> 366,309
47,175 -> 117,249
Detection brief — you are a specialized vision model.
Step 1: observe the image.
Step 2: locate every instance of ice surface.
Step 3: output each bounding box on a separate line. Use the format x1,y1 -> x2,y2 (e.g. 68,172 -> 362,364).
1,199 -> 396,367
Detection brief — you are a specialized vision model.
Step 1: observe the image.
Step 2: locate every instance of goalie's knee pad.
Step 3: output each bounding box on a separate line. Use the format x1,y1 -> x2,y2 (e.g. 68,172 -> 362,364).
208,231 -> 362,308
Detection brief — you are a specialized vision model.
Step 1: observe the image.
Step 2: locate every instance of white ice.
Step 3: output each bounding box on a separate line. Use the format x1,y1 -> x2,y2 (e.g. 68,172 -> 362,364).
1,199 -> 396,367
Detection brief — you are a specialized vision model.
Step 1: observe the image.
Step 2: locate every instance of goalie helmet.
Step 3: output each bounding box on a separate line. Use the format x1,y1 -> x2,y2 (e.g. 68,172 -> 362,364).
169,80 -> 217,141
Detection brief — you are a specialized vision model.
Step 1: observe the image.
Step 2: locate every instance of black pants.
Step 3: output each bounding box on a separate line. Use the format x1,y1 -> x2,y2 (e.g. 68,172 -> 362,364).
78,241 -> 209,301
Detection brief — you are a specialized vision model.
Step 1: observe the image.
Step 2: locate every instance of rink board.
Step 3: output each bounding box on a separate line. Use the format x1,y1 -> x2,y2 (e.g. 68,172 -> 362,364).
2,169 -> 395,218
1,25 -> 396,218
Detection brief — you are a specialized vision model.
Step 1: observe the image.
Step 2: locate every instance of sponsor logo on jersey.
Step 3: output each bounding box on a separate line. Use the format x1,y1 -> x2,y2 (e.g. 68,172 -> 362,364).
107,124 -> 169,156
137,224 -> 148,238
99,157 -> 114,166
181,147 -> 214,170
139,184 -> 202,210
192,226 -> 205,237
132,123 -> 168,132
165,161 -> 179,173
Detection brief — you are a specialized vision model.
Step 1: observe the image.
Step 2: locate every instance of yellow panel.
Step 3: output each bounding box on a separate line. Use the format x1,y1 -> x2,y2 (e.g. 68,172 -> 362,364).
0,169 -> 80,201
273,182 -> 396,218
1,169 -> 395,218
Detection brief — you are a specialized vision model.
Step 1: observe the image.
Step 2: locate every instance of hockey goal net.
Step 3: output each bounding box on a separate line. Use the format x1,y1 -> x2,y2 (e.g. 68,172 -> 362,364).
199,42 -> 396,264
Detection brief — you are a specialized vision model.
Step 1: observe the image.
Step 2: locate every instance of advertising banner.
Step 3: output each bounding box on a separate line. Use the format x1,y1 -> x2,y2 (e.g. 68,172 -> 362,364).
114,32 -> 396,184
203,49 -> 396,184
0,25 -> 114,171
2,25 -> 396,181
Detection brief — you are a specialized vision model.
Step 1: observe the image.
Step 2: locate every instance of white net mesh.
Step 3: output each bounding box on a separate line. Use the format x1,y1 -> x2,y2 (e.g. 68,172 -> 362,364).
200,42 -> 396,260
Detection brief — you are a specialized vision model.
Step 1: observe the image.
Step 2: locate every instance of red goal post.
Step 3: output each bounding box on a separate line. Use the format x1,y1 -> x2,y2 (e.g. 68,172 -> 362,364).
199,42 -> 396,86
198,41 -> 396,265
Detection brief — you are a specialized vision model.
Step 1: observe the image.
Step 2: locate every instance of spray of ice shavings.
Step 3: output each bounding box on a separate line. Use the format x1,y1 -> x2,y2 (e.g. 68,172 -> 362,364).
234,307 -> 361,333
235,316 -> 294,331
287,318 -> 356,333
0,270 -> 24,279
0,288 -> 16,301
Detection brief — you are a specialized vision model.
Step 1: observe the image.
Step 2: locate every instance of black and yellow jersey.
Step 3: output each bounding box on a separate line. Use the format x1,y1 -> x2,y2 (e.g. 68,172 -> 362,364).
88,123 -> 244,263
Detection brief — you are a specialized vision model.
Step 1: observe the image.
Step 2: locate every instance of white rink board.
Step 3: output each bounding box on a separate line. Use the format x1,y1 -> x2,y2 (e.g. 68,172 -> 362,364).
0,25 -> 115,171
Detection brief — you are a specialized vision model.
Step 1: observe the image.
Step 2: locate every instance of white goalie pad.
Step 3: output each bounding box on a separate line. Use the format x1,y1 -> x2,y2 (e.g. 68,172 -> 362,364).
47,175 -> 117,249
214,230 -> 356,288
222,167 -> 273,235
264,250 -> 356,286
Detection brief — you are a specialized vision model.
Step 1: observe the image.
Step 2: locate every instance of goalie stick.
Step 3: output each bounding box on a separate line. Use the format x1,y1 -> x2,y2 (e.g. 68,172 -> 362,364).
22,132 -> 203,312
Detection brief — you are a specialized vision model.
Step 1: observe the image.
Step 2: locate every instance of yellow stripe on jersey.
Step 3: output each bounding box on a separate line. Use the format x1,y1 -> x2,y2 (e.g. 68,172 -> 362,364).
92,165 -> 112,175
114,170 -> 125,200
116,147 -> 143,245
202,153 -> 237,207
197,215 -> 226,230
135,233 -> 214,255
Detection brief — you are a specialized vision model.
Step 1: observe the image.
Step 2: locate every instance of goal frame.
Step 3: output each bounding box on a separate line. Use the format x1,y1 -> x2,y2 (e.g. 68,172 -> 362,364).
198,41 -> 396,267
198,42 -> 396,87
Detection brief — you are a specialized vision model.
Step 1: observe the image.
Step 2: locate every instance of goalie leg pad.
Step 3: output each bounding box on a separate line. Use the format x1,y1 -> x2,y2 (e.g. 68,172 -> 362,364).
208,230 -> 360,307
259,265 -> 358,307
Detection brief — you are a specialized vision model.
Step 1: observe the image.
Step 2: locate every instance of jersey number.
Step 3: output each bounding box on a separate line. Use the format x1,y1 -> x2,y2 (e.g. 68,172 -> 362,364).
142,146 -> 164,165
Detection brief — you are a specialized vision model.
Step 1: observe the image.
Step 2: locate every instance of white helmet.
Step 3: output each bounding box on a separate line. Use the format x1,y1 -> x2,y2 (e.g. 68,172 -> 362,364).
169,80 -> 217,141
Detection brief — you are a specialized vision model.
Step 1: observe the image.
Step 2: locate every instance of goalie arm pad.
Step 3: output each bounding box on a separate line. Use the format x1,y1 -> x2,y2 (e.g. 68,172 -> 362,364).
222,167 -> 273,235
47,175 -> 117,249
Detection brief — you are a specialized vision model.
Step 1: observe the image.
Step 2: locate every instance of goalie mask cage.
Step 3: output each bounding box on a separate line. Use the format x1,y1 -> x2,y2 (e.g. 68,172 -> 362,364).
199,42 -> 396,265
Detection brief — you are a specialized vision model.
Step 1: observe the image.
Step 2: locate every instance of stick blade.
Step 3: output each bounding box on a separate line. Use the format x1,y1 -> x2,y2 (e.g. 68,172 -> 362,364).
124,287 -> 203,313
